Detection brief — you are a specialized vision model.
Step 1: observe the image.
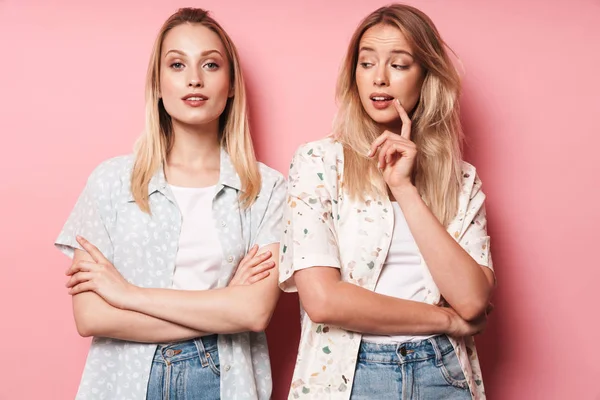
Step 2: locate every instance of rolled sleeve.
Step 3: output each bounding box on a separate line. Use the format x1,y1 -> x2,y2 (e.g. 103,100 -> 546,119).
459,183 -> 493,271
279,147 -> 341,292
54,167 -> 114,262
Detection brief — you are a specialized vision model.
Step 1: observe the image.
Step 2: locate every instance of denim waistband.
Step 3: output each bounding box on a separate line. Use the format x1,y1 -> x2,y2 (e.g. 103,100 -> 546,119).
153,334 -> 218,363
358,334 -> 455,364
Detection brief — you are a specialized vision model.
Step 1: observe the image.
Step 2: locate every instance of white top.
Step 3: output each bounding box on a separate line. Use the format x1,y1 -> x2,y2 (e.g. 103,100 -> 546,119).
169,184 -> 223,291
362,202 -> 434,344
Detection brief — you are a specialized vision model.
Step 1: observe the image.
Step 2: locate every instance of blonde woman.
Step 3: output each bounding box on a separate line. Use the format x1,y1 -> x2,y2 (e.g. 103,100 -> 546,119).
280,4 -> 495,399
55,8 -> 284,400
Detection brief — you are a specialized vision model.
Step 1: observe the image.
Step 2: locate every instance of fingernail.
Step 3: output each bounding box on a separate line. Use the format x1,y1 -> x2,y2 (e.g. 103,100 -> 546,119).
396,98 -> 401,106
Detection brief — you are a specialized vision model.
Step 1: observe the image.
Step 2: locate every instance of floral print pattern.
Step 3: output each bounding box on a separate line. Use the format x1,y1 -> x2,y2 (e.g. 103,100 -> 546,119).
279,138 -> 493,400
55,149 -> 286,400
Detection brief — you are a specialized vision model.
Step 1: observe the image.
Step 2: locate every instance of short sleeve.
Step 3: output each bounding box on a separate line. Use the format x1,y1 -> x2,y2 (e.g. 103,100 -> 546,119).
253,174 -> 287,248
54,166 -> 114,262
278,147 -> 341,293
458,179 -> 493,271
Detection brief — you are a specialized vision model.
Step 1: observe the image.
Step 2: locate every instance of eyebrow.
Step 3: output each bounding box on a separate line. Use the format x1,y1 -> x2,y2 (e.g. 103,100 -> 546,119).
358,46 -> 414,58
164,49 -> 224,58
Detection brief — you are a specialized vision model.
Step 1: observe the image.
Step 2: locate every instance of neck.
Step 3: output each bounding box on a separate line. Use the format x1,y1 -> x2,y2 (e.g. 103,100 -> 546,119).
168,119 -> 221,168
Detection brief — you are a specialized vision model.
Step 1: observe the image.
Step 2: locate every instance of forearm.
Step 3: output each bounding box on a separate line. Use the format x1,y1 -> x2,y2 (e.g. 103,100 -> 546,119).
392,185 -> 491,319
124,284 -> 276,334
307,281 -> 451,335
73,292 -> 206,343
122,243 -> 281,334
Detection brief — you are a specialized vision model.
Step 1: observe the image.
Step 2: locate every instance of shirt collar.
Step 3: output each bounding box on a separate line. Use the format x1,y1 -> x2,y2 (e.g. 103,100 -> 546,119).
127,147 -> 242,202
218,147 -> 242,192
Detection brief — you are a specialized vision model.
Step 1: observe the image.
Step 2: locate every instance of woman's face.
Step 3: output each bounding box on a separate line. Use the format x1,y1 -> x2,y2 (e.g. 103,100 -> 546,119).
355,23 -> 425,132
159,23 -> 232,131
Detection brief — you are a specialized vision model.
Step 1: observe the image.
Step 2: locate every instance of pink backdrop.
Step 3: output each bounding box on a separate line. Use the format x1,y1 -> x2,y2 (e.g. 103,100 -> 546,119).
1,0 -> 599,398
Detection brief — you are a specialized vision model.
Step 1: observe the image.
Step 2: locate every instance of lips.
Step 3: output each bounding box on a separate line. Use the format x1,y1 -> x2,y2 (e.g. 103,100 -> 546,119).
182,93 -> 208,101
369,93 -> 394,110
182,93 -> 208,107
370,94 -> 394,101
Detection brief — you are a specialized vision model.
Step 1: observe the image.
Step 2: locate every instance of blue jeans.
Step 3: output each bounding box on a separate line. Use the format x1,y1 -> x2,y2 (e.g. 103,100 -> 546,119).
146,335 -> 220,400
350,335 -> 470,400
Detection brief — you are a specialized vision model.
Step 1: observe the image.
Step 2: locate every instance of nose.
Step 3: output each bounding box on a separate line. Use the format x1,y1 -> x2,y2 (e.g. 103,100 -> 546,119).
188,67 -> 203,88
188,78 -> 203,88
374,66 -> 389,87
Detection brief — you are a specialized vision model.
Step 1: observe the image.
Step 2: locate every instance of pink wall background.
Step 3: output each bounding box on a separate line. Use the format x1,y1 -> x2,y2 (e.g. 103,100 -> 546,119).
1,0 -> 599,398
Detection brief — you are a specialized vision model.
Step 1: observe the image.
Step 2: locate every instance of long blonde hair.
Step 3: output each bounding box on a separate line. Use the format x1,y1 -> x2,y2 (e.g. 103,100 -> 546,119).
333,4 -> 464,226
131,8 -> 260,213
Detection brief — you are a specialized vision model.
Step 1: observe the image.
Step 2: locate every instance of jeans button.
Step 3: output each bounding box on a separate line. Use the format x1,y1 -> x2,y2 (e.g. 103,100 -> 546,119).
165,349 -> 175,357
399,346 -> 407,357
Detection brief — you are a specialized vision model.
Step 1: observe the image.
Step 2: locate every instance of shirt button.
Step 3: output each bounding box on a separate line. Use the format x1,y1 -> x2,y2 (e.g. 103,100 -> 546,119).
221,221 -> 227,227
227,256 -> 234,263
225,365 -> 231,372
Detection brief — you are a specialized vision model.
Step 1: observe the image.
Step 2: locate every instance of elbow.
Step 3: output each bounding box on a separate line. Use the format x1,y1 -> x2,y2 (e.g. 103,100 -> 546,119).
244,302 -> 277,333
301,291 -> 332,325
454,298 -> 489,322
247,310 -> 273,333
74,307 -> 107,338
305,308 -> 330,325
74,315 -> 96,337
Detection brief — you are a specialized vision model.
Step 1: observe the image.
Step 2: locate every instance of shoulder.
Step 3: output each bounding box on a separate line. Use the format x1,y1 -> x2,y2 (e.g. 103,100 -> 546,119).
85,155 -> 134,197
287,137 -> 343,199
87,155 -> 134,183
293,137 -> 343,162
255,162 -> 287,205
290,137 -> 344,177
257,162 -> 285,189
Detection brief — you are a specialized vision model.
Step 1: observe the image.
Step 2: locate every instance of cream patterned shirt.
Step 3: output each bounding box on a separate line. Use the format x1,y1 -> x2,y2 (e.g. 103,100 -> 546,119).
56,148 -> 286,400
279,138 -> 493,400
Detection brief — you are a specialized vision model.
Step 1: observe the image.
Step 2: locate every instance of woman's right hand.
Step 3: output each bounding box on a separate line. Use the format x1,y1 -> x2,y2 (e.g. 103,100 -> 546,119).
441,307 -> 488,337
228,245 -> 275,286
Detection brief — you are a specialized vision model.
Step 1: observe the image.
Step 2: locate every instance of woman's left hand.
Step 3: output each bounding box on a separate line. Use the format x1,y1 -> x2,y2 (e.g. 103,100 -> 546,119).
368,99 -> 417,191
65,236 -> 135,309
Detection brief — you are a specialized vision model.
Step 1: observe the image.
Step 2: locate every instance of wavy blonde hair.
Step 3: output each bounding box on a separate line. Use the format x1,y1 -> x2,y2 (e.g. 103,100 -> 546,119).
333,4 -> 464,226
131,8 -> 260,213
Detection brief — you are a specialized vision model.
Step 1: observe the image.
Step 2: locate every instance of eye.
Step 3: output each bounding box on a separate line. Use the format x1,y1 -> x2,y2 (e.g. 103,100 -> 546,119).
392,64 -> 410,70
359,62 -> 374,68
204,62 -> 219,70
170,62 -> 184,70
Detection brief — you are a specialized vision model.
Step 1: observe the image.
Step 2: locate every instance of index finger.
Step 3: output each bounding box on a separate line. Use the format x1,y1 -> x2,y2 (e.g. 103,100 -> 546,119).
368,131 -> 391,158
76,236 -> 108,264
239,244 -> 259,267
393,99 -> 412,140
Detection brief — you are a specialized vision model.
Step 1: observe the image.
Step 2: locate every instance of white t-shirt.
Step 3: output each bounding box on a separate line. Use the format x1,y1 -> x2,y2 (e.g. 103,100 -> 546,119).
169,184 -> 223,291
362,202 -> 434,344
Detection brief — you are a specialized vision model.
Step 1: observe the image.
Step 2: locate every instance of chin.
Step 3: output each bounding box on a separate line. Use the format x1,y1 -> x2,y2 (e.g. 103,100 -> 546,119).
366,111 -> 399,126
173,113 -> 220,127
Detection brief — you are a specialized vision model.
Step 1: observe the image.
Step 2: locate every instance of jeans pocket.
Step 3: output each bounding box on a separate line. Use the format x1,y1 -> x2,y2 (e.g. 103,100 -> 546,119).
206,348 -> 221,376
437,348 -> 469,389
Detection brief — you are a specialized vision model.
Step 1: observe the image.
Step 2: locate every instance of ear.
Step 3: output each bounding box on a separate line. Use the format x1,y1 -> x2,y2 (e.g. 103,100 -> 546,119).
228,85 -> 234,99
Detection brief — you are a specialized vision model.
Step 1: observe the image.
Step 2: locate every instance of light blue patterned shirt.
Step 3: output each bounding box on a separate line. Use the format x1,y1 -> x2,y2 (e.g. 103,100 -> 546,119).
55,148 -> 286,399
